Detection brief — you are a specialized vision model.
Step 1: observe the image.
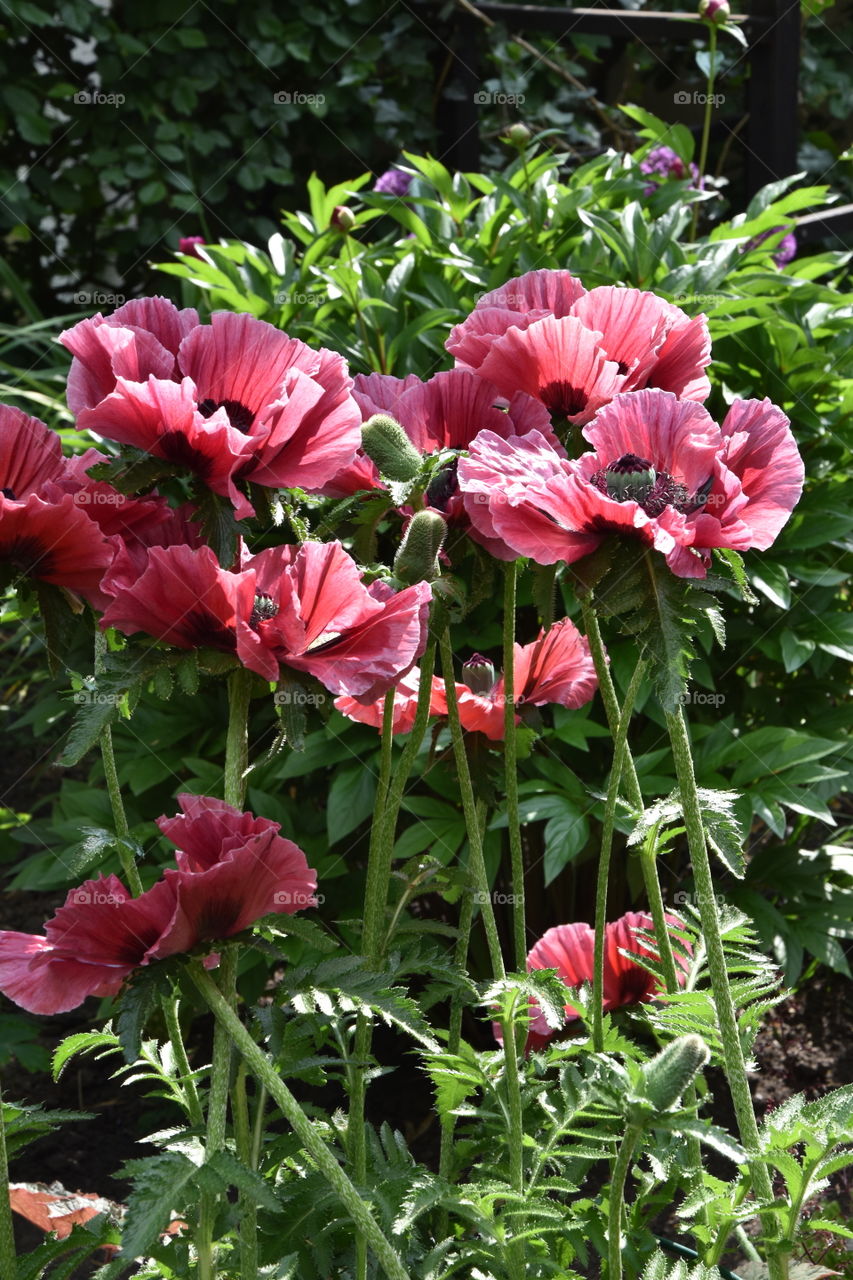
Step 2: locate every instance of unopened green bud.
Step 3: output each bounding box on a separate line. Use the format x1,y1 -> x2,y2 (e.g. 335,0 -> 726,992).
640,1035 -> 710,1112
393,510 -> 447,585
361,414 -> 422,482
504,122 -> 532,148
330,204 -> 356,233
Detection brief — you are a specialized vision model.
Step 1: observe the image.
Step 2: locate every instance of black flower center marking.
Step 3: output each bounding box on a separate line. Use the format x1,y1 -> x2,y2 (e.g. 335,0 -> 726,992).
250,593 -> 278,628
3,534 -> 54,577
158,430 -> 214,481
425,458 -> 459,512
538,380 -> 589,417
198,398 -> 255,433
1,487 -> 16,500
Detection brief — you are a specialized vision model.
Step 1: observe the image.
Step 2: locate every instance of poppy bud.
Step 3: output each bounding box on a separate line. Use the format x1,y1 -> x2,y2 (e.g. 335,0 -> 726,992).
393,510 -> 447,584
461,654 -> 497,696
361,414 -> 422,482
640,1034 -> 710,1112
699,0 -> 730,22
504,122 -> 532,148
330,205 -> 356,233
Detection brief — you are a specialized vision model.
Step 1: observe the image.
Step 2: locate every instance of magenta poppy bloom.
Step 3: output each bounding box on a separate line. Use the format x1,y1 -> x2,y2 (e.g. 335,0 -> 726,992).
0,798 -> 316,1015
61,305 -> 361,512
459,388 -> 804,578
102,540 -> 432,700
497,911 -> 691,1052
447,269 -> 711,412
335,617 -> 597,738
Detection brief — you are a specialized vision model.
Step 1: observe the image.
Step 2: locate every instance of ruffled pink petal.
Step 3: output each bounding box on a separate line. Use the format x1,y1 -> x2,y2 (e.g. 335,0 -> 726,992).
528,921 -> 597,1029
77,376 -> 256,517
177,311 -> 314,420
334,667 -> 432,734
582,390 -> 720,493
109,296 -> 199,356
501,619 -> 597,709
60,317 -> 178,417
0,493 -> 113,604
0,407 -> 65,498
446,305 -> 546,372
394,369 -> 529,453
101,544 -> 254,653
476,269 -> 587,317
284,581 -> 432,699
718,398 -> 804,549
644,311 -> 712,402
152,830 -> 317,956
603,911 -> 691,1009
478,314 -> 623,423
570,287 -> 673,389
352,372 -> 422,418
158,794 -> 281,873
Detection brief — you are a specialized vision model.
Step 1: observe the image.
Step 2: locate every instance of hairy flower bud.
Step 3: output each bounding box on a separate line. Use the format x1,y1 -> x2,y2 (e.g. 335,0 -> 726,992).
393,510 -> 447,584
361,414 -> 422,482
330,204 -> 356,233
461,654 -> 497,696
641,1034 -> 710,1112
699,0 -> 731,22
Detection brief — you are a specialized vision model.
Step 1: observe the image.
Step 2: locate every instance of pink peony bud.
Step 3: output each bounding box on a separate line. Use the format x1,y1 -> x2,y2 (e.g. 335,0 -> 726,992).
699,0 -> 731,22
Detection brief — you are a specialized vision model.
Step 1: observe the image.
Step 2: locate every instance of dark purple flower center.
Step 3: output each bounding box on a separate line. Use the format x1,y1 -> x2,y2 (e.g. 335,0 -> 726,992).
250,593 -> 278,628
158,430 -> 214,481
179,608 -> 238,653
198,398 -> 255,434
1,487 -> 16,500
592,453 -> 711,517
462,654 -> 496,696
2,534 -> 54,577
425,458 -> 459,512
538,380 -> 588,418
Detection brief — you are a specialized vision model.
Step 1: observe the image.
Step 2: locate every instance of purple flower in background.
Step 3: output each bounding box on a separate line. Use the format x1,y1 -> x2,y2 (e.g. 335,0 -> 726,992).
178,236 -> 206,259
373,168 -> 413,198
640,146 -> 703,196
744,226 -> 797,268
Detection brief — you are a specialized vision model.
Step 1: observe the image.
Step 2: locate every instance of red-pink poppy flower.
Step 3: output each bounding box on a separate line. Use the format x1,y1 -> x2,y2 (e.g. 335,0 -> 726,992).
235,541 -> 433,698
0,406 -> 68,499
496,911 -> 691,1051
99,500 -> 204,598
459,389 -> 804,578
447,270 -> 711,414
63,307 -> 362,510
0,799 -> 316,1015
0,494 -> 113,604
102,540 -> 432,699
150,794 -> 317,956
335,618 -> 597,738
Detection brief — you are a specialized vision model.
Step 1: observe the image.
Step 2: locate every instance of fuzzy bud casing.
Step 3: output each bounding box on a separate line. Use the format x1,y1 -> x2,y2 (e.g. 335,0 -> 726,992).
640,1034 -> 710,1112
393,510 -> 448,584
361,414 -> 422,482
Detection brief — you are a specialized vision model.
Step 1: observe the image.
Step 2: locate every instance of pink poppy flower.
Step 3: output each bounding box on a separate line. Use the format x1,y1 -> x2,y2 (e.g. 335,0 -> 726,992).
101,540 -> 432,700
0,799 -> 316,1015
0,494 -> 113,604
447,269 -> 711,415
459,389 -> 804,578
62,306 -> 362,511
335,618 -> 597,738
496,911 -> 691,1052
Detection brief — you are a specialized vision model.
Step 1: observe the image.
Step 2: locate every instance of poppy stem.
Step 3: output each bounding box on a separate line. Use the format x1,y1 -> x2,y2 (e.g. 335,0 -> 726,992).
502,561 -> 527,973
232,1061 -> 258,1280
94,630 -> 144,896
664,703 -> 782,1272
224,667 -> 253,809
161,991 -> 204,1128
351,632 -> 438,1280
0,1081 -> 17,1280
188,960 -> 412,1280
580,598 -> 679,993
607,1123 -> 642,1280
691,22 -> 717,241
197,947 -> 238,1280
592,655 -> 646,1052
